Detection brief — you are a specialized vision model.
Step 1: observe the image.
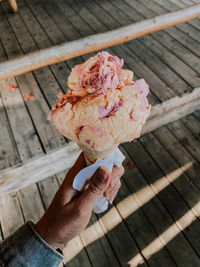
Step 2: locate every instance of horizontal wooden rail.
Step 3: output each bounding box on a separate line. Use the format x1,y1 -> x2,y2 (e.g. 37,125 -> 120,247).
0,4 -> 200,80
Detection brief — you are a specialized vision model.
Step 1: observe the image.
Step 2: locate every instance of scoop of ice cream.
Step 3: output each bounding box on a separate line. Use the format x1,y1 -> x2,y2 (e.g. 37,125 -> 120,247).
67,51 -> 133,97
49,78 -> 151,159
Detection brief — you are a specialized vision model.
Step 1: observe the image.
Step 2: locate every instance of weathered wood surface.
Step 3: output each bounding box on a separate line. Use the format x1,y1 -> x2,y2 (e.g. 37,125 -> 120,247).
0,0 -> 200,198
1,114 -> 200,266
0,1 -> 200,266
0,4 -> 200,80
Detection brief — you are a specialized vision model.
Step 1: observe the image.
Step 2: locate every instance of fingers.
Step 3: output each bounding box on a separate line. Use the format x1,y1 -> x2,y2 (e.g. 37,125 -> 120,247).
78,166 -> 111,211
107,179 -> 121,204
104,165 -> 124,198
55,152 -> 86,205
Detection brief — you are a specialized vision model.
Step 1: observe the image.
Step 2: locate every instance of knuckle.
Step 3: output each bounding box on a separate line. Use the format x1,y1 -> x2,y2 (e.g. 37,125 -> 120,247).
89,182 -> 102,195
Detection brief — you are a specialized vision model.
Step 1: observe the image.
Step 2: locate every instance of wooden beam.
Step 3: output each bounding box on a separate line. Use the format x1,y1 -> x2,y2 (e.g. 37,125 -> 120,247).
0,142 -> 81,197
149,87 -> 200,120
0,4 -> 200,80
142,96 -> 200,135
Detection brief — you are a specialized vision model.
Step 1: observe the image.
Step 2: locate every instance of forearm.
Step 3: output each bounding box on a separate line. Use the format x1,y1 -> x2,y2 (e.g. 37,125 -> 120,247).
0,221 -> 63,267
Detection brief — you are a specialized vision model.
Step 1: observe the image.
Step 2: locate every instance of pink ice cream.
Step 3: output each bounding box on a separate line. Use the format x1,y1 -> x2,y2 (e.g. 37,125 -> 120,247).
49,51 -> 151,162
67,51 -> 133,96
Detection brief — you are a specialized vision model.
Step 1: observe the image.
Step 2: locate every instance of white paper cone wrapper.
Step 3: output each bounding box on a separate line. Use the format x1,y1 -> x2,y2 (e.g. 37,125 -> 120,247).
73,148 -> 125,213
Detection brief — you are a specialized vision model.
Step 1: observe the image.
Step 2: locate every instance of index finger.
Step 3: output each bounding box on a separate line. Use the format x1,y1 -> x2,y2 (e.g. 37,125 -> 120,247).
56,152 -> 86,204
104,165 -> 124,197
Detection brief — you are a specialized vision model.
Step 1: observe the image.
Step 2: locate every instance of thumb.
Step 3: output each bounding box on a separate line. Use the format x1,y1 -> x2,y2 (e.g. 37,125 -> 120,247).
79,166 -> 111,210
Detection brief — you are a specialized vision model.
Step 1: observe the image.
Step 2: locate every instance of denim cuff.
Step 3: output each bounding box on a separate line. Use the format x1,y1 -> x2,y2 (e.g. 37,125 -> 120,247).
1,221 -> 63,267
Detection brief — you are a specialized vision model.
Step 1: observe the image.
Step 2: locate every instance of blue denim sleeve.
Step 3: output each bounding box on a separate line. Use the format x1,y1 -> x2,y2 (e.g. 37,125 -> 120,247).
0,221 -> 64,267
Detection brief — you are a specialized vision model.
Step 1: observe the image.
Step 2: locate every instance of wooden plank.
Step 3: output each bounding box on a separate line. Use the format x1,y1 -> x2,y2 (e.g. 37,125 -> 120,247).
133,0 -> 200,73
11,0 -> 81,80
167,120 -> 200,163
142,96 -> 200,134
194,109 -> 200,121
0,8 -> 21,59
42,0 -> 83,41
180,114 -> 200,139
0,4 -> 200,80
0,143 -> 81,196
18,184 -> 45,222
0,8 -> 64,152
0,11 -> 43,239
17,2 -> 70,93
164,0 -> 200,26
122,0 -> 200,57
20,0 -> 82,92
0,192 -> 25,238
127,41 -> 192,96
0,90 -> 20,170
189,18 -> 200,33
152,0 -> 200,42
22,0 -> 66,45
112,0 -> 199,90
148,87 -> 200,119
0,79 -> 43,161
1,3 -> 36,55
0,6 -> 67,151
97,206 -> 148,267
165,24 -> 200,57
119,146 -> 198,266
153,126 -> 200,191
62,235 -> 92,267
140,133 -> 200,252
114,177 -> 177,266
81,213 -> 121,267
0,13 -> 56,239
151,30 -> 200,73
37,175 -> 59,208
123,140 -> 200,264
16,73 -> 66,150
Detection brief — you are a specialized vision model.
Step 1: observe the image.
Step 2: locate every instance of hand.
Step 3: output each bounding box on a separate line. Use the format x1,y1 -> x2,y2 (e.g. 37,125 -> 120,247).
35,152 -> 124,250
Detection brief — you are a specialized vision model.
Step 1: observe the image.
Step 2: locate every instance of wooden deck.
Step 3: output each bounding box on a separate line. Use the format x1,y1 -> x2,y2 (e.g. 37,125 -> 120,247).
0,0 -> 200,265
0,113 -> 200,266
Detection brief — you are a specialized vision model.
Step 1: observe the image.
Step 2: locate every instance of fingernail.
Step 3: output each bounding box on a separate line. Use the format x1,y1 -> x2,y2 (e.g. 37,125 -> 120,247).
97,167 -> 109,184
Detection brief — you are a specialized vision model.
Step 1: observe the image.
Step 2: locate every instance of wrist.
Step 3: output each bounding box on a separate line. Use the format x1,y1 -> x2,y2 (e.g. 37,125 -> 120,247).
34,220 -> 59,250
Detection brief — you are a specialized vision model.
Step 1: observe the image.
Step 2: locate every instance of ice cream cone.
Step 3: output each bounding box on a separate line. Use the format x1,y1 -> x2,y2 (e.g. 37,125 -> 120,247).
79,143 -> 119,165
49,51 -> 151,166
48,51 -> 151,213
